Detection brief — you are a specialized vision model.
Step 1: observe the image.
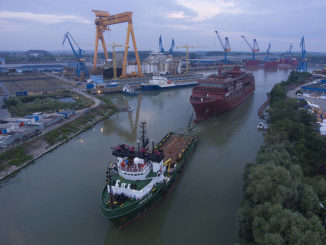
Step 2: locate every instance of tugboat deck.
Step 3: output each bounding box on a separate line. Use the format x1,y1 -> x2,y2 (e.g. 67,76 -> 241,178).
159,134 -> 193,163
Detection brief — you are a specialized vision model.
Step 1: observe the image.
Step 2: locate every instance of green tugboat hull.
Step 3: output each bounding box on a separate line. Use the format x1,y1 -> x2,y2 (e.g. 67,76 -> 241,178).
100,132 -> 198,229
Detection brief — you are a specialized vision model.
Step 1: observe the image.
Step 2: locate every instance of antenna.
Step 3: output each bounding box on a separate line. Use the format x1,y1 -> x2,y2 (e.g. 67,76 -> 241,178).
139,121 -> 149,149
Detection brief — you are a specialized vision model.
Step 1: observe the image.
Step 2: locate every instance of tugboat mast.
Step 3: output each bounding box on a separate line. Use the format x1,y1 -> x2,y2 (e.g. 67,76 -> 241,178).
106,164 -> 114,209
140,122 -> 149,149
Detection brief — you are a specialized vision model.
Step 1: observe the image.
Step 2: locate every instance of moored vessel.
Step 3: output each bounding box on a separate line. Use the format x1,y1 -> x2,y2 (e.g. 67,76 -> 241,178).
122,85 -> 138,96
100,122 -> 198,229
141,76 -> 198,90
190,66 -> 255,122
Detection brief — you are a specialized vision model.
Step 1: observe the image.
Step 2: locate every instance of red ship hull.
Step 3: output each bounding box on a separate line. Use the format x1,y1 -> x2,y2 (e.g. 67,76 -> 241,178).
190,67 -> 255,122
191,87 -> 254,122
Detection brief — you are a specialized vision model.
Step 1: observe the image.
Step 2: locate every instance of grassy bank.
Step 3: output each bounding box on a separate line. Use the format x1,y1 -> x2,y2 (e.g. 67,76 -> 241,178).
0,95 -> 116,177
236,71 -> 326,244
0,146 -> 33,172
43,96 -> 115,146
5,90 -> 94,117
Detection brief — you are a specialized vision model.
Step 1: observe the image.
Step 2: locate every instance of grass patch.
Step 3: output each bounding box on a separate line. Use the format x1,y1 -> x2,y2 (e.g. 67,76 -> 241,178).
5,90 -> 94,117
0,146 -> 33,171
43,96 -> 116,146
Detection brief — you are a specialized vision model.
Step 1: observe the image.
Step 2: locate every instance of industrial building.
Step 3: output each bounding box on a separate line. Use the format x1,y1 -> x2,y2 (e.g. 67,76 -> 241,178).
302,80 -> 326,96
141,51 -> 181,75
0,111 -> 75,147
0,63 -> 65,73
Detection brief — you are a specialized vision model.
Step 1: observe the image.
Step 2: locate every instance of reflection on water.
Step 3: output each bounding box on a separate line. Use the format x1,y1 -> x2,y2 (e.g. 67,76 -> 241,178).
103,94 -> 143,142
0,68 -> 296,245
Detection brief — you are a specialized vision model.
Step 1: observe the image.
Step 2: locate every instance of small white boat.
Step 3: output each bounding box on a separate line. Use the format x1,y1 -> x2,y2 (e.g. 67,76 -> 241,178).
122,86 -> 137,96
257,122 -> 264,130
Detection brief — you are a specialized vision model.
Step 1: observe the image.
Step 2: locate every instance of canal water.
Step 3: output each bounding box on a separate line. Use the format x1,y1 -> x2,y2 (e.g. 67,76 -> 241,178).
0,68 -> 293,245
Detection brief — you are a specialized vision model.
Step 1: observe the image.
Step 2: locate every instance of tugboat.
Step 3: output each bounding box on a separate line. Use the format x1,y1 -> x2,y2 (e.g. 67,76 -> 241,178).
100,122 -> 198,229
190,66 -> 255,122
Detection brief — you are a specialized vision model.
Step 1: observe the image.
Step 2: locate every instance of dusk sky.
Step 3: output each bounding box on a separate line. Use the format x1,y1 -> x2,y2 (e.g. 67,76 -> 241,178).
0,0 -> 325,52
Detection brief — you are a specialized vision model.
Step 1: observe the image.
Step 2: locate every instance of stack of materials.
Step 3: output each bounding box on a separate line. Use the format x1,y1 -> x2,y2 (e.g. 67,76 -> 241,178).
320,119 -> 326,135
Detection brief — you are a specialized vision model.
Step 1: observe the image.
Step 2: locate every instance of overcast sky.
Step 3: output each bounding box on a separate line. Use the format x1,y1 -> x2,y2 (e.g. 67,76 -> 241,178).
0,0 -> 325,53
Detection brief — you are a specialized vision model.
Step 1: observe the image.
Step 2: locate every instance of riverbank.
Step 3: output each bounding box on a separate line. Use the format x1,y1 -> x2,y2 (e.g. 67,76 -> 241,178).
0,97 -> 116,181
237,71 -> 326,244
257,92 -> 270,119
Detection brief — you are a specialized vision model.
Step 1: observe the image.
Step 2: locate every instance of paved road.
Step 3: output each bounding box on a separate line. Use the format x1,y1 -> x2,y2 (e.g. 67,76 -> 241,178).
0,82 -> 10,96
0,96 -> 10,120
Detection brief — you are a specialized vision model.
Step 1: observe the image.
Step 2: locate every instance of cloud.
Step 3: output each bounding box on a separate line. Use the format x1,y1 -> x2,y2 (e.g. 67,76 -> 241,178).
166,11 -> 190,20
167,0 -> 244,21
0,11 -> 91,24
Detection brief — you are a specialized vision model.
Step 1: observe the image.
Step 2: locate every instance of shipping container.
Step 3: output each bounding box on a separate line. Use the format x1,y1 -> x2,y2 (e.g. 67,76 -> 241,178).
86,83 -> 95,90
15,91 -> 28,96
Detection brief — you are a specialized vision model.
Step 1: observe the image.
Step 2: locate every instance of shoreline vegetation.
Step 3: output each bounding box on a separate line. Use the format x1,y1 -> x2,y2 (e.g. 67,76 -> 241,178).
237,71 -> 326,244
5,90 -> 94,117
0,94 -> 116,181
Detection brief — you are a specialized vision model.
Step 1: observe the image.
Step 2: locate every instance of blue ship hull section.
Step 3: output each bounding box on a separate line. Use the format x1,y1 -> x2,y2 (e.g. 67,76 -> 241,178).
141,82 -> 198,91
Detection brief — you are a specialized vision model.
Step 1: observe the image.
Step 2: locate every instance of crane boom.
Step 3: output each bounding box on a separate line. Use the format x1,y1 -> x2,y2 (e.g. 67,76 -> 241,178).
169,38 -> 175,54
288,44 -> 292,55
241,35 -> 259,60
264,43 -> 271,61
215,30 -> 231,64
62,32 -> 88,79
215,31 -> 226,50
159,35 -> 164,53
63,32 -> 82,61
297,36 -> 307,72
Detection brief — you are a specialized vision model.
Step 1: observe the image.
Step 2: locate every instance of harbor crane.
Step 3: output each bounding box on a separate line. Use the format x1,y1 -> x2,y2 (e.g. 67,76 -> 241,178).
92,10 -> 143,77
159,35 -> 164,53
176,45 -> 197,73
264,43 -> 271,61
297,36 -> 307,72
169,38 -> 175,54
109,43 -> 129,80
214,30 -> 231,64
286,44 -> 292,56
241,35 -> 259,60
62,32 -> 89,79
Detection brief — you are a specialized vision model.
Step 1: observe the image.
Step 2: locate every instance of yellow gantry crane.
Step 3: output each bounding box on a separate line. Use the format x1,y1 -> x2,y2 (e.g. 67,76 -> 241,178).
92,10 -> 143,77
109,43 -> 129,80
176,45 -> 197,73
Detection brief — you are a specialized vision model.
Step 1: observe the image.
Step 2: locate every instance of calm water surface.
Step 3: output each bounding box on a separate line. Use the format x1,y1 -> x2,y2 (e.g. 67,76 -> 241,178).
0,68 -> 294,245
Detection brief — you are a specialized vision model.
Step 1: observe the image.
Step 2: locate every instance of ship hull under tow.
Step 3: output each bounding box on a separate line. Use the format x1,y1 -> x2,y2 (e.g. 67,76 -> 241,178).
190,67 -> 255,122
191,87 -> 254,122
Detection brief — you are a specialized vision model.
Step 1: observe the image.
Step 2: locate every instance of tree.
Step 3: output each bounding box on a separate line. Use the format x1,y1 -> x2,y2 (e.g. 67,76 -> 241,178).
251,203 -> 326,245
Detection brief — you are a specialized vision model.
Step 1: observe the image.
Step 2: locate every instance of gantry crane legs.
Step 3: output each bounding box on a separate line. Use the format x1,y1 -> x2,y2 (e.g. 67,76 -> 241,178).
176,45 -> 197,73
110,43 -> 129,80
92,10 -> 143,77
